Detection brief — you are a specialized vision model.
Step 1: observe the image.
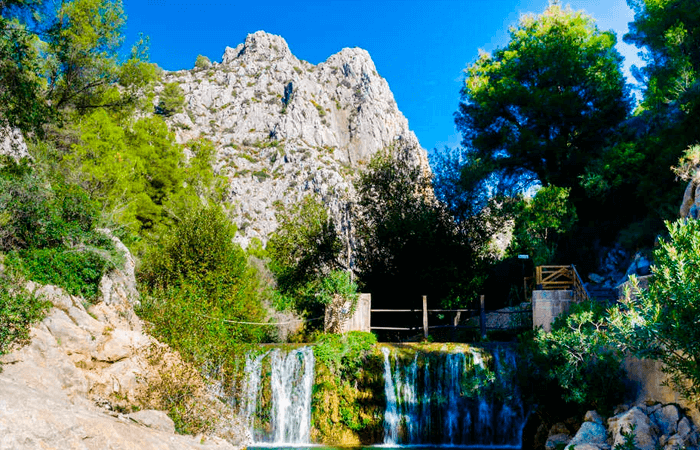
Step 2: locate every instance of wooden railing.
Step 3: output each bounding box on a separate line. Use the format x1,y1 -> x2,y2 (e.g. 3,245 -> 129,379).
370,295 -> 531,340
536,265 -> 589,303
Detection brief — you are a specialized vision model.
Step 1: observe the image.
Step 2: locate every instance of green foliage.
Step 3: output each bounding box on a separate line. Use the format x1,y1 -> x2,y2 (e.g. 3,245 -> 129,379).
610,219 -> 700,404
267,195 -> 343,318
614,424 -> 639,450
0,279 -> 51,363
155,82 -> 185,117
0,12 -> 54,134
356,146 -> 481,309
626,0 -> 700,116
313,331 -> 377,375
518,300 -> 626,415
194,54 -> 211,69
312,333 -> 384,443
138,204 -> 271,370
67,110 -> 224,249
455,3 -> 629,192
508,186 -> 577,265
0,156 -> 121,300
0,0 -> 157,133
316,270 -> 358,307
9,246 -> 117,300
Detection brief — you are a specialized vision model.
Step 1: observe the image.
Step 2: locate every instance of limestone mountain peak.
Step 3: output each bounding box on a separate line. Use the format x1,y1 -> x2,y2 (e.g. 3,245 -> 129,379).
158,30 -> 429,247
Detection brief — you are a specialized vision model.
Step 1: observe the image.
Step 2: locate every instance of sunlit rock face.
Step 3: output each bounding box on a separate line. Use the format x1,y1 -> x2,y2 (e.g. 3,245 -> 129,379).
159,30 -> 430,247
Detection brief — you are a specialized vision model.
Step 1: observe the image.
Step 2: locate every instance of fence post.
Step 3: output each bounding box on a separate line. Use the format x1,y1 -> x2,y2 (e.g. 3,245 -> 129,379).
451,311 -> 461,341
480,295 -> 486,339
422,295 -> 428,340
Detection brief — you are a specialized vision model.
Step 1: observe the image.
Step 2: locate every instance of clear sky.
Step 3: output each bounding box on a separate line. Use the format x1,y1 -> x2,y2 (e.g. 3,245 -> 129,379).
121,0 -> 643,156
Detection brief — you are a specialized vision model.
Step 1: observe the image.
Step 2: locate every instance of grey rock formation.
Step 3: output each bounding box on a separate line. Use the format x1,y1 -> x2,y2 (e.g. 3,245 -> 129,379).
0,126 -> 30,161
158,30 -> 430,247
0,236 -> 247,449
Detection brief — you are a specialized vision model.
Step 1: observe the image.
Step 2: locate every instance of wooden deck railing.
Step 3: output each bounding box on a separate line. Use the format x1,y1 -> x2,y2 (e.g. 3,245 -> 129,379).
536,265 -> 589,303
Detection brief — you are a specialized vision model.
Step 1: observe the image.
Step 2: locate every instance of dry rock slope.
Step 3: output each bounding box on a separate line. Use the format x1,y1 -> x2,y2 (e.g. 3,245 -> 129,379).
0,235 -> 245,450
159,30 -> 430,246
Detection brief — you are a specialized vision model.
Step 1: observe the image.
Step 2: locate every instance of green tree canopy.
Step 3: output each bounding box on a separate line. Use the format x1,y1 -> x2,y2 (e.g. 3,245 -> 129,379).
455,4 -> 630,193
0,0 -> 156,133
355,146 -> 481,308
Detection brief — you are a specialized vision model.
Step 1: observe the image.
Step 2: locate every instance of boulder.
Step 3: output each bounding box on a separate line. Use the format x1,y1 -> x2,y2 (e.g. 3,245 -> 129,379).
568,421 -> 609,449
0,126 -> 30,161
652,404 -> 680,437
608,406 -> 659,450
545,433 -> 571,450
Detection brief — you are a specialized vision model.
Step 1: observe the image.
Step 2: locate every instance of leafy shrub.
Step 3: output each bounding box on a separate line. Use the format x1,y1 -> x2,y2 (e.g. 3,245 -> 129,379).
155,82 -> 185,117
0,156 -> 121,301
138,204 -> 271,372
312,332 -> 384,442
8,247 -> 116,300
194,54 -> 211,69
0,279 -> 50,362
610,219 -> 700,404
518,300 -> 626,416
267,195 -> 343,320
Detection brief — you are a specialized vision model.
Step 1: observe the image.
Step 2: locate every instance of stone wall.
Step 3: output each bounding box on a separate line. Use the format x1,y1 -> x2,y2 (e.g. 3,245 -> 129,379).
532,289 -> 573,332
624,356 -> 700,425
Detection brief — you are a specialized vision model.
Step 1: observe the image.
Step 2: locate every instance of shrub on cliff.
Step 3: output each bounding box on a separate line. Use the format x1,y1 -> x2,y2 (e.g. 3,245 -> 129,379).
0,156 -> 122,300
610,218 -> 700,405
0,280 -> 50,366
138,204 -> 271,370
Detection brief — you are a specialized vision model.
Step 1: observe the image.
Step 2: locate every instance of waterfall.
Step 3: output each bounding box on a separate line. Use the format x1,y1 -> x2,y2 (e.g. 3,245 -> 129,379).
241,347 -> 315,444
381,345 -> 525,446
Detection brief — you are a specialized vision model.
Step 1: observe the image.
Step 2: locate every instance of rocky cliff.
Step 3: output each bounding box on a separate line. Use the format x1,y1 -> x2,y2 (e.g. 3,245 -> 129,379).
158,30 -> 430,246
0,235 -> 247,449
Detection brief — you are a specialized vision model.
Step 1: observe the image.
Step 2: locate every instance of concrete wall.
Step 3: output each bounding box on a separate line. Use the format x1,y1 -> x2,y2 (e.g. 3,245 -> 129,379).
325,293 -> 372,333
624,356 -> 700,424
532,289 -> 573,332
343,293 -> 372,333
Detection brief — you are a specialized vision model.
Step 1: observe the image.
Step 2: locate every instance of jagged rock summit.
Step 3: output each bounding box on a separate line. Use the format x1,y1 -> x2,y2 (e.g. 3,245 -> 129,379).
159,30 -> 430,246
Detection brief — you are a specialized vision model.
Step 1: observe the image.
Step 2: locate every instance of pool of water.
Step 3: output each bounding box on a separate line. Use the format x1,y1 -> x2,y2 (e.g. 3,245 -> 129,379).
249,446 -> 521,450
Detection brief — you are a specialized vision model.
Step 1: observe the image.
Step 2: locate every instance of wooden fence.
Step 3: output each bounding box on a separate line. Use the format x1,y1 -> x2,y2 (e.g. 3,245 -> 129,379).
370,295 -> 531,339
536,265 -> 589,303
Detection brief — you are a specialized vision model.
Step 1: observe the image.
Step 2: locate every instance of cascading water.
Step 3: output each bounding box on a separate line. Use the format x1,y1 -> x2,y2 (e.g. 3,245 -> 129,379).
381,345 -> 526,446
241,347 -> 315,445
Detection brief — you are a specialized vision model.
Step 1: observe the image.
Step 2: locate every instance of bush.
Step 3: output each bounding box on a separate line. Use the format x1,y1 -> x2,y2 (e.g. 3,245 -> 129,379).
0,156 -> 121,301
155,82 -> 185,117
138,204 -> 271,372
0,279 -> 50,362
610,219 -> 700,404
194,54 -> 211,69
519,300 -> 626,416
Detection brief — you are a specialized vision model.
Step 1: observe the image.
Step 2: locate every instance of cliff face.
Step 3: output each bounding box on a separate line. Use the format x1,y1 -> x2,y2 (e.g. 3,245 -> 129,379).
159,31 -> 430,246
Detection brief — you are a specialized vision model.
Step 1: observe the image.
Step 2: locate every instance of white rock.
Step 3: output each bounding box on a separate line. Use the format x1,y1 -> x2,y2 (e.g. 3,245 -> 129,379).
159,31 -> 431,249
609,406 -> 659,450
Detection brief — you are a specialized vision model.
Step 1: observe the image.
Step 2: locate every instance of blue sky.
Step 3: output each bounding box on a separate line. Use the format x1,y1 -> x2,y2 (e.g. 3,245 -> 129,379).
122,0 -> 643,155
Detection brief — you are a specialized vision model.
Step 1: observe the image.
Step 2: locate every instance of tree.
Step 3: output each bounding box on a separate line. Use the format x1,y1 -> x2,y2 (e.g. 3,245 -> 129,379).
625,0 -> 700,118
610,218 -> 700,404
194,54 -> 211,69
0,0 -> 156,133
355,146 -> 480,308
455,3 -> 630,195
267,194 -> 343,317
0,1 -> 54,133
508,186 -> 577,265
155,82 -> 185,117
